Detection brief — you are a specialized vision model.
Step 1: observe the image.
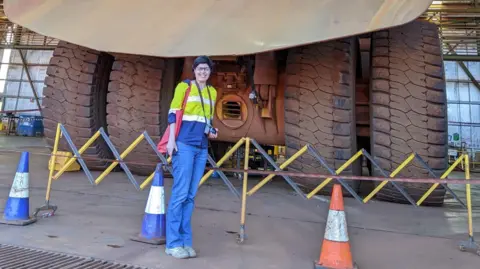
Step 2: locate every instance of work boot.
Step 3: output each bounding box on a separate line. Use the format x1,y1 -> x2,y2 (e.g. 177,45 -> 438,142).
165,247 -> 189,259
184,246 -> 197,258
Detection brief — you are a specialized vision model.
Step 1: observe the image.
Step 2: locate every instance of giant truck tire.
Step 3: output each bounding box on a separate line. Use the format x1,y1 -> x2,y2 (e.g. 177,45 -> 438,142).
284,38 -> 360,195
369,20 -> 448,206
43,41 -> 114,170
106,55 -> 176,175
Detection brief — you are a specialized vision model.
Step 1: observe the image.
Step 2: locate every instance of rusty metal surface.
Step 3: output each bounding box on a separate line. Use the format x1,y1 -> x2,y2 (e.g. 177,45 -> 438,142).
355,83 -> 370,137
3,0 -> 433,57
0,244 -> 148,269
210,69 -> 285,146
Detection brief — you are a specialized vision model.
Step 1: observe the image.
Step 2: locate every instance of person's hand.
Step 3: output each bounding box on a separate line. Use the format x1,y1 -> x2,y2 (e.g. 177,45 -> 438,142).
208,128 -> 218,139
167,139 -> 177,156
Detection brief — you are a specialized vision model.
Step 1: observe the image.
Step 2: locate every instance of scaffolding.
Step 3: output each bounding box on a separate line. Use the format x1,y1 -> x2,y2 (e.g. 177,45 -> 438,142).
420,1 -> 480,170
423,0 -> 480,59
0,6 -> 59,134
0,2 -> 479,164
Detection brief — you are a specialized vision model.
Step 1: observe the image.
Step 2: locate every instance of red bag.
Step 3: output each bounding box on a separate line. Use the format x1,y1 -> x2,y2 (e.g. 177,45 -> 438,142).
157,82 -> 192,154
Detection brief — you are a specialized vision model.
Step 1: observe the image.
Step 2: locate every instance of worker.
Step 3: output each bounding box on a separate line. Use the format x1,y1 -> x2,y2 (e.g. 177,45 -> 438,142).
165,56 -> 218,259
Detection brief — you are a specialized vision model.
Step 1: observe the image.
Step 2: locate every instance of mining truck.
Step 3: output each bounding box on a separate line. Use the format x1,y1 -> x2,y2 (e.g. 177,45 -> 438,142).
4,0 -> 448,205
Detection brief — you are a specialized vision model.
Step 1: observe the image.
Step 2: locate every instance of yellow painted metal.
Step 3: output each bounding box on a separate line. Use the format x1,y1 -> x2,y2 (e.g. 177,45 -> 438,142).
416,154 -> 466,206
140,173 -> 155,191
46,123 -> 61,201
465,155 -> 473,237
240,138 -> 250,226
363,153 -> 416,203
306,150 -> 363,199
140,156 -> 172,190
273,146 -> 279,156
199,137 -> 246,186
3,0 -> 433,57
53,130 -> 101,180
94,133 -> 145,185
247,145 -> 308,196
49,151 -> 81,173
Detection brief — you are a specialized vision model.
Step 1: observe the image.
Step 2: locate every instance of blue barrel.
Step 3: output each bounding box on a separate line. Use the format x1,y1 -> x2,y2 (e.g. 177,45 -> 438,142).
16,115 -> 44,137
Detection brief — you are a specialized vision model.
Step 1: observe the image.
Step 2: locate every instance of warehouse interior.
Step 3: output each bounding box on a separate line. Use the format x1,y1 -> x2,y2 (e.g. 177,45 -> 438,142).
420,1 -> 480,170
0,1 -> 479,170
0,1 -> 479,269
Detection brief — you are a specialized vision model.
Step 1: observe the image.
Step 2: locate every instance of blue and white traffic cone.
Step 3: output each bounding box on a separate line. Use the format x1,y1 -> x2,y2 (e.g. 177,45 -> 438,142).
131,163 -> 166,245
211,170 -> 220,179
0,152 -> 36,226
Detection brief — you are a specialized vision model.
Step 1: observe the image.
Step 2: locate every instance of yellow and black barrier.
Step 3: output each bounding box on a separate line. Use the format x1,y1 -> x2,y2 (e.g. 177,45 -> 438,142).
46,123 -> 168,190
197,136 -> 476,246
197,136 -> 474,208
33,123 -> 240,218
35,123 -> 167,217
35,128 -> 477,252
47,123 -> 239,197
458,156 -> 479,256
246,144 -> 467,208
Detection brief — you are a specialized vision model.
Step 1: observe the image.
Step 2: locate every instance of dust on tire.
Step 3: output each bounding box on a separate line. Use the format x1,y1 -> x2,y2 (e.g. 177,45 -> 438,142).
106,55 -> 175,175
284,38 -> 359,195
369,20 -> 448,206
43,41 -> 113,170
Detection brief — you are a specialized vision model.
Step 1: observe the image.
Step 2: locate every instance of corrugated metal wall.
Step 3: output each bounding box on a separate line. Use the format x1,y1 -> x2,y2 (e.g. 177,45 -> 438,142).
0,48 -> 52,115
445,61 -> 480,164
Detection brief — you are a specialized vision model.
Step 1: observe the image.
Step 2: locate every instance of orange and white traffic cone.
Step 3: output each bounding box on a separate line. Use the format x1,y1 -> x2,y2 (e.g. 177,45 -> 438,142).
314,184 -> 357,269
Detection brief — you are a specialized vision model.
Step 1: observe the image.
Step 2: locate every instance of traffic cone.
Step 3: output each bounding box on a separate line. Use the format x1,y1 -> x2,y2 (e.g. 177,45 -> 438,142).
0,152 -> 37,226
314,184 -> 357,269
130,163 -> 166,245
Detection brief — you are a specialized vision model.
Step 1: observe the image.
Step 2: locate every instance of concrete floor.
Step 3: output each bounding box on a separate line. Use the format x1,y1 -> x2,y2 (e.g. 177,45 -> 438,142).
0,136 -> 479,269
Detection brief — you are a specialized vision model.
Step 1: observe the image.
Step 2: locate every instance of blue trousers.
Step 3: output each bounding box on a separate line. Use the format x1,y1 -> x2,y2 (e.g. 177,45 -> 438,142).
166,141 -> 208,249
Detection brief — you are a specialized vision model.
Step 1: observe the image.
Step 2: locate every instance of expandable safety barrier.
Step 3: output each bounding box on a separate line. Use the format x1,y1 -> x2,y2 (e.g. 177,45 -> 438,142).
459,155 -> 480,256
200,138 -> 467,207
198,137 -> 308,243
198,136 -> 477,251
34,123 -> 240,218
36,126 -> 477,254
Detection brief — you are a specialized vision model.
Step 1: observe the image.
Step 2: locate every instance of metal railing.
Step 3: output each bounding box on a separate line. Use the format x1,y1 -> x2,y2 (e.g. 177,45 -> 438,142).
34,123 -> 242,218
33,124 -> 479,254
197,138 -> 476,245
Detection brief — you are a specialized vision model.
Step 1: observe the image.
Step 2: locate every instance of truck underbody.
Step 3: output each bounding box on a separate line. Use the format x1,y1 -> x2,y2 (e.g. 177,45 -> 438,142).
42,19 -> 448,206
